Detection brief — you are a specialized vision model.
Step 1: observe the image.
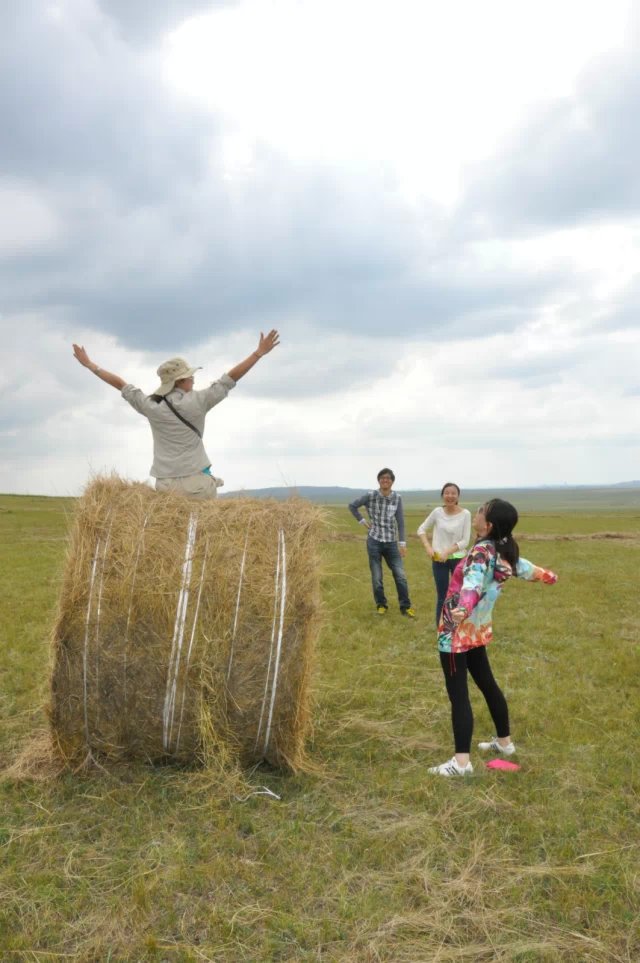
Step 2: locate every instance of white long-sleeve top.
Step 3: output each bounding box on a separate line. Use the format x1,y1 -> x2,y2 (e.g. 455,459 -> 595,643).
417,506 -> 471,558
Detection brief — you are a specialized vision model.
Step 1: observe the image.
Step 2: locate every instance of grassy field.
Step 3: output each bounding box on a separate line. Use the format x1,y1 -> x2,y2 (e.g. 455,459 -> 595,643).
0,492 -> 639,961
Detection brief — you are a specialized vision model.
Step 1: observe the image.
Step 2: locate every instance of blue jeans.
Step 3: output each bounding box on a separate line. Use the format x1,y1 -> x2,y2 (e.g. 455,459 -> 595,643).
367,537 -> 411,610
432,558 -> 461,625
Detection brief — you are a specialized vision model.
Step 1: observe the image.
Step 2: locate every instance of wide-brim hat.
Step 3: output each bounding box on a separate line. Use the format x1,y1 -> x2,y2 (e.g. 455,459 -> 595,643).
154,357 -> 202,396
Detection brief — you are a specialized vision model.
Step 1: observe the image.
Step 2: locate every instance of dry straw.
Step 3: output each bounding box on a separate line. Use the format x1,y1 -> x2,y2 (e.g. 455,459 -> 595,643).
48,476 -> 323,772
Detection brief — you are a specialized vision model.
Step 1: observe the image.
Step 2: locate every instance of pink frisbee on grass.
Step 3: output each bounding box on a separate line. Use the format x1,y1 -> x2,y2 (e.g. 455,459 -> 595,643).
486,759 -> 521,772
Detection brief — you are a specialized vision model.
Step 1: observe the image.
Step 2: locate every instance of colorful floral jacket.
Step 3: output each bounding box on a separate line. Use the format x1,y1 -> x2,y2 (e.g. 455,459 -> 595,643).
437,539 -> 558,653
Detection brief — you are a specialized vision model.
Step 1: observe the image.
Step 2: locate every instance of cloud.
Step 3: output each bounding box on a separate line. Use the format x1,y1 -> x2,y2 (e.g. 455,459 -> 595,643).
0,158 -> 571,357
2,306 -> 639,496
0,1 -> 584,358
96,0 -> 237,45
461,33 -> 640,231
1,1 -> 639,494
0,4 -> 217,196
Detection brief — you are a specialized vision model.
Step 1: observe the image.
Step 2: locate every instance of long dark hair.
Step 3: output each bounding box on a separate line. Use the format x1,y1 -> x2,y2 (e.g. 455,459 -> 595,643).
484,498 -> 520,572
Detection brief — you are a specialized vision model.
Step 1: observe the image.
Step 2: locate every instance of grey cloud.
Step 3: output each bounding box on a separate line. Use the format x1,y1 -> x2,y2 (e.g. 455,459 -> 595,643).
0,3 -> 216,197
593,282 -> 640,333
3,241 -> 566,353
0,156 -> 572,354
232,345 -> 393,399
461,42 -> 640,231
482,360 -> 564,388
96,0 -> 237,45
481,350 -> 598,389
0,1 -> 620,376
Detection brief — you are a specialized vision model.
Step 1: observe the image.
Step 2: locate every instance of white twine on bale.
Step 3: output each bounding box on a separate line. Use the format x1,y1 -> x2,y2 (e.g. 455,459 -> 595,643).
174,537 -> 209,752
226,530 -> 249,681
81,515 -> 112,746
122,514 -> 148,712
92,517 -> 112,729
264,529 -> 287,754
255,528 -> 287,756
254,530 -> 281,750
235,787 -> 281,802
82,538 -> 101,746
163,513 -> 198,752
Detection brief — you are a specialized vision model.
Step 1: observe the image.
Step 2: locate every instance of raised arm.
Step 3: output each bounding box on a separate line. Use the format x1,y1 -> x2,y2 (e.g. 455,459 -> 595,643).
72,344 -> 126,391
227,329 -> 280,383
515,557 -> 558,584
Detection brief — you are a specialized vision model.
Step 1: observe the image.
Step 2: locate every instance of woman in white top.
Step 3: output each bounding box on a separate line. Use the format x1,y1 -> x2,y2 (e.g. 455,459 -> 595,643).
417,482 -> 472,625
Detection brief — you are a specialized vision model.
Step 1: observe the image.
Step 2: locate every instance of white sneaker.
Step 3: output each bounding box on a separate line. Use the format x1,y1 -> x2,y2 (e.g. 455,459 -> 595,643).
478,736 -> 516,755
428,756 -> 473,777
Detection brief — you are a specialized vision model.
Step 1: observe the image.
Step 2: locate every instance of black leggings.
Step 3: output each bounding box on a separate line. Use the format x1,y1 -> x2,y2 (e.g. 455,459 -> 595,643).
439,647 -> 510,753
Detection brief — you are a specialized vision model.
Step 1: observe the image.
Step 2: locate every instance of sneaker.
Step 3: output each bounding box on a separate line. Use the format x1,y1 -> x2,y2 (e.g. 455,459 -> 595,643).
428,756 -> 473,777
401,607 -> 416,618
376,606 -> 388,615
478,737 -> 516,755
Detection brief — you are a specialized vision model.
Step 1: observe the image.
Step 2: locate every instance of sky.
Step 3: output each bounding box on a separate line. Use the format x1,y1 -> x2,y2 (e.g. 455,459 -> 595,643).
1,0 -> 639,496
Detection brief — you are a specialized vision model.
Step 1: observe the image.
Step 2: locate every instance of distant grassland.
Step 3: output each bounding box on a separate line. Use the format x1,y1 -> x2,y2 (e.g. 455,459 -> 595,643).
402,486 -> 640,511
251,484 -> 640,513
0,490 -> 639,961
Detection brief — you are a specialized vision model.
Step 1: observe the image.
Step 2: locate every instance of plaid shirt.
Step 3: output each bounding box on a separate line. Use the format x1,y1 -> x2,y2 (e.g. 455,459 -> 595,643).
348,490 -> 406,544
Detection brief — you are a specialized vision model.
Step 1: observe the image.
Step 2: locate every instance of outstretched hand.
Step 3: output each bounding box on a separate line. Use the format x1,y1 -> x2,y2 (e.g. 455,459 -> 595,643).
227,331 -> 280,382
72,344 -> 93,368
256,329 -> 280,357
71,344 -> 125,390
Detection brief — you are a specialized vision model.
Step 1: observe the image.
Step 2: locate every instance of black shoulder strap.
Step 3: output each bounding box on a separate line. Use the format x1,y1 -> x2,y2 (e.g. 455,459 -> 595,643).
161,396 -> 202,438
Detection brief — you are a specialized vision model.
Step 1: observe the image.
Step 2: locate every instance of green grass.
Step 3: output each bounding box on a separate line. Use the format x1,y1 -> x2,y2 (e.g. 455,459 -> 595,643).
0,493 -> 639,961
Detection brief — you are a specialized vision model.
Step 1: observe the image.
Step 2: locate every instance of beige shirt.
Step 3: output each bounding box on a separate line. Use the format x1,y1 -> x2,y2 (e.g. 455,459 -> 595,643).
417,506 -> 472,558
121,374 -> 235,478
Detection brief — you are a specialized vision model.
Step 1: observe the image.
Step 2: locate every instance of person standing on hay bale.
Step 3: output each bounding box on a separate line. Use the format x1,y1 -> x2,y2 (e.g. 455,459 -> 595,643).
72,330 -> 279,499
349,468 -> 416,618
428,498 -> 557,778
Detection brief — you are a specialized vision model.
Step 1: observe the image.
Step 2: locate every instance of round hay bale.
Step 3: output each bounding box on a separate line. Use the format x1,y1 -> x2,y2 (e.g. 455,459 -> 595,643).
48,476 -> 323,771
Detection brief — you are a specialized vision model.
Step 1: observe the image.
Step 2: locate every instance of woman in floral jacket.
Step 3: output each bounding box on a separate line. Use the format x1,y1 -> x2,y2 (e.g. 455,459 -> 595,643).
429,498 -> 558,777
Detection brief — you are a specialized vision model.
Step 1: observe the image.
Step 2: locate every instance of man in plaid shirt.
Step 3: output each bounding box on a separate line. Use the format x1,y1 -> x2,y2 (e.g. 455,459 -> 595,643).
349,468 -> 415,617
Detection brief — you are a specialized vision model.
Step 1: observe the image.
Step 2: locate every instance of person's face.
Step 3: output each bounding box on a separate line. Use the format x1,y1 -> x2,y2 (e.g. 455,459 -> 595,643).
378,473 -> 394,494
442,485 -> 459,507
473,503 -> 492,537
175,375 -> 194,393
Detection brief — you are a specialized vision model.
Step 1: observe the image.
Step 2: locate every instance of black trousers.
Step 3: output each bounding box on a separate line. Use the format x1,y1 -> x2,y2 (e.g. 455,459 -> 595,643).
439,647 -> 510,753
